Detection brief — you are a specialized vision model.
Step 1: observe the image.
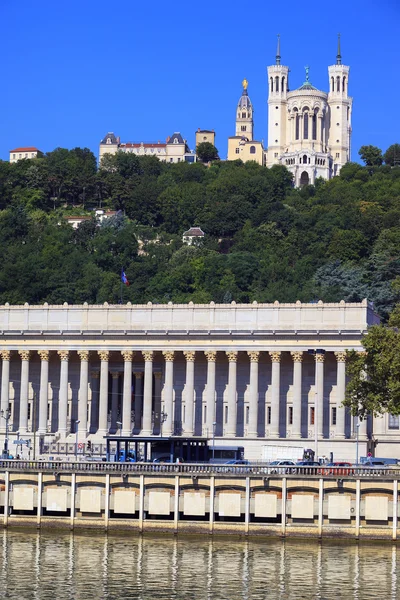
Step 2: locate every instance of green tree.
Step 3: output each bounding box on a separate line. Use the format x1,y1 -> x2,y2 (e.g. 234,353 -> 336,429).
383,144 -> 400,167
359,145 -> 383,167
196,142 -> 219,163
344,324 -> 400,418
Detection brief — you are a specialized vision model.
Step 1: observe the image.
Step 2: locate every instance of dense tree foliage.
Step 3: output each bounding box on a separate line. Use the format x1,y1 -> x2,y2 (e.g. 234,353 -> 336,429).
1,146 -> 400,313
195,142 -> 219,163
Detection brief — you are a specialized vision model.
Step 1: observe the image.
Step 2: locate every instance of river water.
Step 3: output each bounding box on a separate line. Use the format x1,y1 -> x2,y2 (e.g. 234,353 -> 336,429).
0,530 -> 398,599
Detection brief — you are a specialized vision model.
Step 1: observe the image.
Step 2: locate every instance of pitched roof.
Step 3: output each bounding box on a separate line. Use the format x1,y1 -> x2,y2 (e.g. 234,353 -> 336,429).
100,133 -> 118,144
183,227 -> 205,237
10,147 -> 41,153
167,132 -> 185,145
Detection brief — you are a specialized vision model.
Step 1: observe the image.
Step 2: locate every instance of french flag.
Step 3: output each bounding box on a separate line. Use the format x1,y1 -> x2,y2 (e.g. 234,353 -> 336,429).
121,269 -> 130,286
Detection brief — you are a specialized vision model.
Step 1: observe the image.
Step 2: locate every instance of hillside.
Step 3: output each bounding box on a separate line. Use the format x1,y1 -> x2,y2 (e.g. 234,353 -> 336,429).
1,148 -> 400,319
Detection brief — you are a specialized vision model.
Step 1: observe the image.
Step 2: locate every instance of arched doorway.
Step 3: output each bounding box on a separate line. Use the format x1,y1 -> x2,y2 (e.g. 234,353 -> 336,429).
300,171 -> 309,187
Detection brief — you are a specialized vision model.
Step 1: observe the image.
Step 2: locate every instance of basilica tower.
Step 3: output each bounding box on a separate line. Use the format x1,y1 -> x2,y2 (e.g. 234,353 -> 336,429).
267,36 -> 289,164
327,35 -> 352,175
235,79 -> 254,140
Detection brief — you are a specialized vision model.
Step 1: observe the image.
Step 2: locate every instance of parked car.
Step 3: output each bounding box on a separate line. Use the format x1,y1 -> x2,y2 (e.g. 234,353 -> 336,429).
320,462 -> 354,476
295,461 -> 321,467
225,459 -> 249,465
269,460 -> 296,474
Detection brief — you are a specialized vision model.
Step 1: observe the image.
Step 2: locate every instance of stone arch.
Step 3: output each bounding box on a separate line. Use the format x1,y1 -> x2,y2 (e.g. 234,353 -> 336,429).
300,171 -> 309,187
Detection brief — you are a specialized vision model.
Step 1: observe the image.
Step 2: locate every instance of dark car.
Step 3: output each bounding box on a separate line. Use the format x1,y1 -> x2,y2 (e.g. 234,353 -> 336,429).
295,461 -> 321,467
225,459 -> 249,465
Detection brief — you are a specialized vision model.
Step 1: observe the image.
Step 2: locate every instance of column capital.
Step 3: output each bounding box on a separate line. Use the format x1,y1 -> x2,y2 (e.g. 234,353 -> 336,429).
98,350 -> 110,362
77,350 -> 89,362
154,371 -> 162,380
57,350 -> 69,362
1,350 -> 11,361
19,350 -> 31,361
111,372 -> 120,380
334,351 -> 346,363
204,351 -> 217,362
121,350 -> 134,362
226,351 -> 238,362
247,351 -> 260,362
38,350 -> 50,362
269,351 -> 281,363
183,351 -> 196,362
316,353 -> 325,363
291,351 -> 303,363
133,371 -> 143,379
162,351 -> 175,362
142,351 -> 154,362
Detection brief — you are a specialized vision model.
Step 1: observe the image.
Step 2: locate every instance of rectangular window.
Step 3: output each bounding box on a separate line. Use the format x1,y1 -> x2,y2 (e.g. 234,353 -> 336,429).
304,114 -> 308,140
389,414 -> 400,430
332,407 -> 337,426
288,406 -> 293,426
274,153 -> 278,158
310,407 -> 315,425
245,406 -> 249,425
336,153 -> 340,158
235,148 -> 240,154
267,406 -> 271,425
224,406 -> 228,424
295,115 -> 299,140
312,115 -> 317,140
241,125 -> 246,131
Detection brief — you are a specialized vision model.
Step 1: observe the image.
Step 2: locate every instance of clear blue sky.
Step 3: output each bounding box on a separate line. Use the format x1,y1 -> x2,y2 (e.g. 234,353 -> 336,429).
1,0 -> 399,162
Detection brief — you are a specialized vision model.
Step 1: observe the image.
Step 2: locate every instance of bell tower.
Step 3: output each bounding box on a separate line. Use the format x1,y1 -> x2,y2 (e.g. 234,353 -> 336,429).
327,34 -> 352,175
235,79 -> 254,140
267,35 -> 289,166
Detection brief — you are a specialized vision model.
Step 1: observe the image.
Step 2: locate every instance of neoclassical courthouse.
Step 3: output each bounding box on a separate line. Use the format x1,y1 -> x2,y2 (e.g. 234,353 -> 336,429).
0,300 -> 398,461
227,36 -> 352,185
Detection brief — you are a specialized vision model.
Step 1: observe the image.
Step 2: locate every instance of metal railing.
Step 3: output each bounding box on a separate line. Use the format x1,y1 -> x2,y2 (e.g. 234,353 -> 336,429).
0,460 -> 399,478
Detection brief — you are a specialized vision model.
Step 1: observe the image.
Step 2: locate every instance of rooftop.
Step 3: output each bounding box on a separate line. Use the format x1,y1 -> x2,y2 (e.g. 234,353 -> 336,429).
10,147 -> 42,153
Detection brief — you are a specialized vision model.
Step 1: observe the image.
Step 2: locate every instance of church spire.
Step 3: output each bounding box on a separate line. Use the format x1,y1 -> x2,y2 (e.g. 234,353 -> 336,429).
276,34 -> 281,65
336,33 -> 342,65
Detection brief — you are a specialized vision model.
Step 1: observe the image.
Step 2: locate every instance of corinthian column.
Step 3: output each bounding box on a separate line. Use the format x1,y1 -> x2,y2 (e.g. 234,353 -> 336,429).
142,351 -> 153,436
335,352 -> 346,439
77,351 -> 89,438
162,351 -> 175,437
226,351 -> 238,437
97,350 -> 109,436
183,351 -> 195,436
38,350 -> 49,435
290,351 -> 303,439
0,351 -> 11,433
204,351 -> 217,437
111,372 -> 119,430
121,351 -> 134,436
18,350 -> 31,434
269,351 -> 281,438
247,351 -> 259,438
57,350 -> 69,437
315,353 -> 325,439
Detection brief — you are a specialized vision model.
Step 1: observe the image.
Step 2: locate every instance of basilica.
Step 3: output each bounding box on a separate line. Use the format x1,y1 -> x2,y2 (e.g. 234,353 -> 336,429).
227,36 -> 352,185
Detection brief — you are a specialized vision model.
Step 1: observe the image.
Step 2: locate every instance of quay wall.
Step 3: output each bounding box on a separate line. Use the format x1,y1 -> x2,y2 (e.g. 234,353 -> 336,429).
0,461 -> 399,540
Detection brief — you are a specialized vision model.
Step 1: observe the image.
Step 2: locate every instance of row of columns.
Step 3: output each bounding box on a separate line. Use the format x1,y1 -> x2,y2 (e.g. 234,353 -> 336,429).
0,348 -> 361,440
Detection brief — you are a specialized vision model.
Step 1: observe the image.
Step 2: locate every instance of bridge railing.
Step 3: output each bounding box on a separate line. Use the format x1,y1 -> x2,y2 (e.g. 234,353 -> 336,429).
0,460 -> 399,478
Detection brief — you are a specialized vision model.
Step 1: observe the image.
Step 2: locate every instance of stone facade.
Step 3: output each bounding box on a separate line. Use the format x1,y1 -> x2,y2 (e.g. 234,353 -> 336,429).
99,132 -> 197,165
0,300 -> 396,460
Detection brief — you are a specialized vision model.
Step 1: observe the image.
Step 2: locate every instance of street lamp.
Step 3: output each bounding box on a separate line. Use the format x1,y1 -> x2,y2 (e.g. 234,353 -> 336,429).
116,421 -> 122,437
356,419 -> 360,466
212,421 -> 217,461
160,411 -> 167,438
75,420 -> 80,460
1,409 -> 11,458
308,349 -> 326,461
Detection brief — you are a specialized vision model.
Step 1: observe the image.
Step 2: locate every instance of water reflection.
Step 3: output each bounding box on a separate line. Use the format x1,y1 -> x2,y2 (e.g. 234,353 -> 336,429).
0,531 -> 398,599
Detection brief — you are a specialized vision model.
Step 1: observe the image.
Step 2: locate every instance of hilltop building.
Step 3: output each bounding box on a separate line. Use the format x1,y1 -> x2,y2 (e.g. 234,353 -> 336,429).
227,79 -> 265,166
195,129 -> 216,148
182,226 -> 205,245
227,36 -> 353,186
9,147 -> 43,163
99,132 -> 197,165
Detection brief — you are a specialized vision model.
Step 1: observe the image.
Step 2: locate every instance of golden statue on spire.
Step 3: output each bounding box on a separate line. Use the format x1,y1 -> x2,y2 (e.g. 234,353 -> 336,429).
242,78 -> 248,91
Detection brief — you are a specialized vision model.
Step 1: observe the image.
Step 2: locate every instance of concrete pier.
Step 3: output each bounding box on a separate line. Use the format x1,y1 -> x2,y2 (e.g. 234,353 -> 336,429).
0,461 -> 399,539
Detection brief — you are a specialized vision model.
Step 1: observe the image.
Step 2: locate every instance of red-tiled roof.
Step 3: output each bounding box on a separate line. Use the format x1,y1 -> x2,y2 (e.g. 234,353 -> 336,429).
9,147 -> 41,153
64,216 -> 91,221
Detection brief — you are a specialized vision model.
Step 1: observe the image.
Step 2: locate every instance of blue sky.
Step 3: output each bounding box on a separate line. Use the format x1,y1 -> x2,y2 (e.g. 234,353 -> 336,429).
1,0 -> 399,162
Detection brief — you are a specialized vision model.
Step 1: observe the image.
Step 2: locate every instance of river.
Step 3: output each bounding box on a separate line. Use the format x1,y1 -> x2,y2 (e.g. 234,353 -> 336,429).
0,530 -> 397,599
